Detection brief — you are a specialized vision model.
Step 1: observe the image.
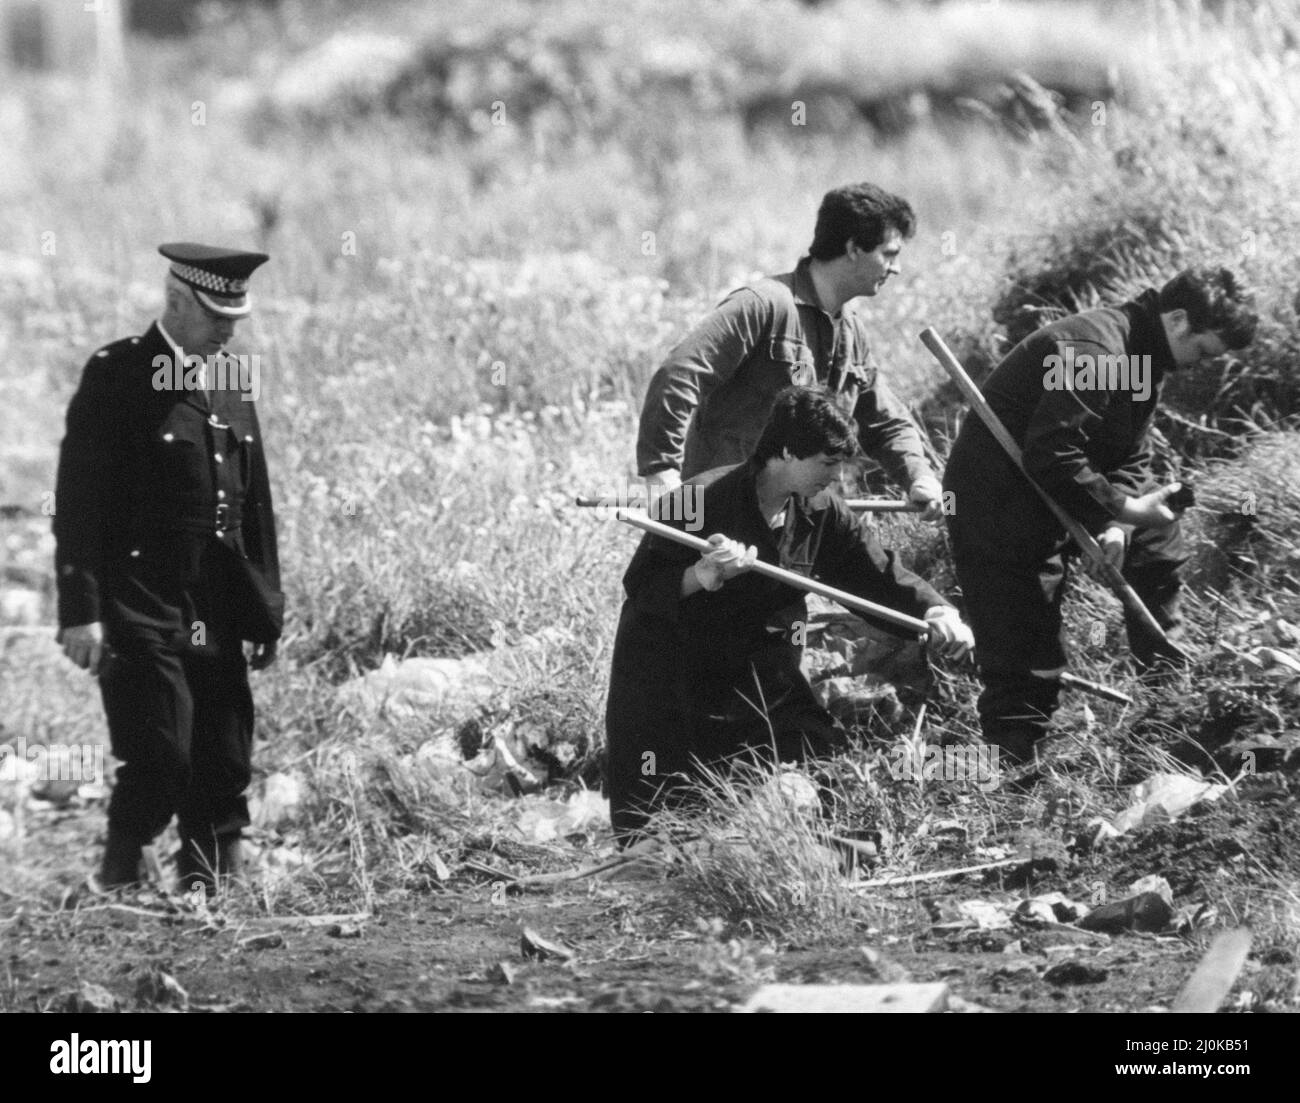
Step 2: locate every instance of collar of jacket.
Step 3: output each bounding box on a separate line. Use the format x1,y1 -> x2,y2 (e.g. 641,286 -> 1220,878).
143,321 -> 212,415
789,256 -> 829,315
733,455 -> 820,555
1123,288 -> 1177,382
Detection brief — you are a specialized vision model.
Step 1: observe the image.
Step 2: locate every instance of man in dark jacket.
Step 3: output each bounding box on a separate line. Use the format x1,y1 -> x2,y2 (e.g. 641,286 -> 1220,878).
54,243 -> 284,892
944,267 -> 1257,763
607,387 -> 972,842
635,182 -> 944,520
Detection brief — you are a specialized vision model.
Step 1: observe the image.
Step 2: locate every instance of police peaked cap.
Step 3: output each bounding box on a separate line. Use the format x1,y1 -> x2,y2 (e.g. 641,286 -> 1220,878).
159,243 -> 270,318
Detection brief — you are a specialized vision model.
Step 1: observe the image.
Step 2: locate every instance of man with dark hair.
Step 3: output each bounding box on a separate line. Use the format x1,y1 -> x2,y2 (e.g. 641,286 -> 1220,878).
607,387 -> 972,842
54,243 -> 285,893
636,182 -> 944,520
944,266 -> 1258,764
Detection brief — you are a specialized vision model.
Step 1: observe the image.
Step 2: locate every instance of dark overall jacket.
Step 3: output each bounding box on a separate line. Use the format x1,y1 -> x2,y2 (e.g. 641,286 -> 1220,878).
942,290 -> 1185,740
636,258 -> 933,487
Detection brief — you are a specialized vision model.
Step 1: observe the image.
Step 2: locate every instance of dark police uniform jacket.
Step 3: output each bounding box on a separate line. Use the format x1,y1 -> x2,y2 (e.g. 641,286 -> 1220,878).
944,289 -> 1176,563
604,459 -> 944,834
53,323 -> 283,654
636,258 -> 933,486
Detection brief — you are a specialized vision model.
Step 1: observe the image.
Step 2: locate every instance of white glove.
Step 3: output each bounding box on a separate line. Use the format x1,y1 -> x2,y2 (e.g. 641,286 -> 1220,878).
1097,525 -> 1127,571
693,535 -> 759,592
909,475 -> 945,523
924,605 -> 974,660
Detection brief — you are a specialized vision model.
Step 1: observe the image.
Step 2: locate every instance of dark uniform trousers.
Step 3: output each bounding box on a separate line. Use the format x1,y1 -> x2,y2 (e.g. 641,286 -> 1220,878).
99,539 -> 257,848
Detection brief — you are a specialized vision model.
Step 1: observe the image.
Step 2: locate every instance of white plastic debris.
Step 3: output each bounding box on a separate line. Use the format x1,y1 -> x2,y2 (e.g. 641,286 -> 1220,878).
1110,772 -> 1228,834
514,789 -> 610,844
337,653 -> 495,719
252,772 -> 302,829
959,900 -> 1014,930
1129,874 -> 1174,906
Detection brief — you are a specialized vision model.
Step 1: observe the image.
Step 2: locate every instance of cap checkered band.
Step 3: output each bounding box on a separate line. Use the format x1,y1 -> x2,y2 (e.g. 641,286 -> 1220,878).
170,262 -> 249,296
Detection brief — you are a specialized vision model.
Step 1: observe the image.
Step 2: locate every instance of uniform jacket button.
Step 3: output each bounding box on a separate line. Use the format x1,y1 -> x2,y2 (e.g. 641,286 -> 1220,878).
163,432 -> 174,442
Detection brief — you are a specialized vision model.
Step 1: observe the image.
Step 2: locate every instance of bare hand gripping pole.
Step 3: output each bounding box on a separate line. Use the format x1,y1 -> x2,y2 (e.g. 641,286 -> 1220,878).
592,504 -> 1134,706
918,327 -> 1188,663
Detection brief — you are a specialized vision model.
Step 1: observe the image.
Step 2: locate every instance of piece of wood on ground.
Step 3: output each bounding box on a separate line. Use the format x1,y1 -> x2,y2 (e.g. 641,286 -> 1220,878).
1172,928 -> 1252,1013
849,857 -> 1023,890
740,982 -> 949,1014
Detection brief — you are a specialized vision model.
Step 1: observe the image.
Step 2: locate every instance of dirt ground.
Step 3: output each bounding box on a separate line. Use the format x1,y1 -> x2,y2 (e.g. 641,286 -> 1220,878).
4,771 -> 1297,1016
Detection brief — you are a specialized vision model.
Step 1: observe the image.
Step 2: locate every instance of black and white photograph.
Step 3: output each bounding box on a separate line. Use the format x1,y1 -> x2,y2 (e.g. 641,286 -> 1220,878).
0,0 -> 1297,1046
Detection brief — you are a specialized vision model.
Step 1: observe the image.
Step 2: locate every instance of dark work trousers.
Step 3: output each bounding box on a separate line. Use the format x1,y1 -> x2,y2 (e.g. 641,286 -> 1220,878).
949,518 -> 1186,747
605,655 -> 846,845
99,637 -> 254,848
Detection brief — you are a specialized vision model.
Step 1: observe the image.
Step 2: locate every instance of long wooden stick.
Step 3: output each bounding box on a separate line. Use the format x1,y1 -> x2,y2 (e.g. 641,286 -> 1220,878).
613,508 -> 931,635
575,495 -> 918,513
601,508 -> 1134,705
848,856 -> 1025,890
919,327 -> 1187,662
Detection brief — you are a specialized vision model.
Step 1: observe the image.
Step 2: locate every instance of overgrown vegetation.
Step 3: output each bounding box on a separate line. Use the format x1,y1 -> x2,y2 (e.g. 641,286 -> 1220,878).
1,0 -> 1298,997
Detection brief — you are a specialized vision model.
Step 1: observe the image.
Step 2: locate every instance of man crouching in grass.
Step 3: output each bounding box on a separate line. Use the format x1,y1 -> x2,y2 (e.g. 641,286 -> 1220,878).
604,387 -> 973,844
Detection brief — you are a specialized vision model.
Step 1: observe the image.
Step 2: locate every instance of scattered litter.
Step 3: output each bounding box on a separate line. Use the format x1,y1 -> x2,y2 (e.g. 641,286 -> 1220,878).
337,654 -> 494,720
1015,893 -> 1086,926
252,772 -> 302,828
1076,892 -> 1172,934
63,981 -> 118,1013
956,900 -> 1014,930
945,994 -> 993,1013
133,967 -> 189,1008
528,995 -> 583,1008
740,982 -> 949,1013
1172,903 -> 1218,934
1251,647 -> 1300,676
1110,773 -> 1228,834
238,932 -> 285,951
514,789 -> 609,844
490,961 -> 517,985
520,926 -> 575,962
255,844 -> 306,884
764,769 -> 821,817
1076,817 -> 1123,852
325,921 -> 365,939
1129,874 -> 1173,906
1043,961 -> 1108,986
336,630 -> 565,721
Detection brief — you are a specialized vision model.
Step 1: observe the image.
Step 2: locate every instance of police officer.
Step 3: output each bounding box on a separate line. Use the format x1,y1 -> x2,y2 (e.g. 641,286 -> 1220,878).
54,243 -> 284,892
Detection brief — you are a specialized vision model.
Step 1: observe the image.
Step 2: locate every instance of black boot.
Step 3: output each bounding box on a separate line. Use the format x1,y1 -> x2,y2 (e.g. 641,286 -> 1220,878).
177,831 -> 244,896
176,832 -> 217,897
99,827 -> 144,889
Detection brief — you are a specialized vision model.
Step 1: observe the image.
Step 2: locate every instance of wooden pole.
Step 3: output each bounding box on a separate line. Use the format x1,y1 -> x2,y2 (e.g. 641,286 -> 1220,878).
612,508 -> 931,635
919,327 -> 1187,662
574,495 -> 918,513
